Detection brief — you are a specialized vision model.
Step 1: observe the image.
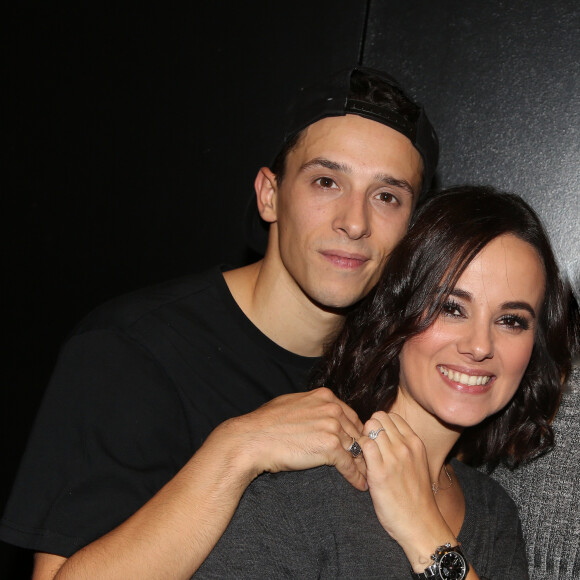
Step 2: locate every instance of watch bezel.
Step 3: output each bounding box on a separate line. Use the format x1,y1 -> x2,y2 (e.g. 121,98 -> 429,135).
437,547 -> 468,580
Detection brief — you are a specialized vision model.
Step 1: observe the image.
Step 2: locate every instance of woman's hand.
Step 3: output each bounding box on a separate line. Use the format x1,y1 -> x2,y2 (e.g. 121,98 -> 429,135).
360,411 -> 456,571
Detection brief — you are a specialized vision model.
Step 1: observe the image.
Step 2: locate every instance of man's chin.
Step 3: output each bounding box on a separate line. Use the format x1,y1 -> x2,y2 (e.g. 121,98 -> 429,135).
306,287 -> 370,314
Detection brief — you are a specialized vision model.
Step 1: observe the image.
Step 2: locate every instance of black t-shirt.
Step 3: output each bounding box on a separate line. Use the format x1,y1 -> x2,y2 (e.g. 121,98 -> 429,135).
0,266 -> 317,556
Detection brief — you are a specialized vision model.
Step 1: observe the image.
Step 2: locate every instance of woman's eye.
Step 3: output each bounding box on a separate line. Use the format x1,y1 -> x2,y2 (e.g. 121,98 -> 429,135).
498,314 -> 529,331
315,177 -> 337,189
442,300 -> 463,318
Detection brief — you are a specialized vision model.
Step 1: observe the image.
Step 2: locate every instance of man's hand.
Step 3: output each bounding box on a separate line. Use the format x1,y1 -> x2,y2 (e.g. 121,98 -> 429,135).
34,388 -> 366,580
220,387 -> 367,490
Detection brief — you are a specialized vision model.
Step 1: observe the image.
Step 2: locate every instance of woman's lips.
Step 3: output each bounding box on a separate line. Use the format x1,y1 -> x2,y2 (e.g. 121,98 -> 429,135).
437,364 -> 496,393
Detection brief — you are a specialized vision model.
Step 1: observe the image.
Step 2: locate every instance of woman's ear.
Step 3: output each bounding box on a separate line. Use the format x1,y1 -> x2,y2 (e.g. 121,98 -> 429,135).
254,167 -> 278,224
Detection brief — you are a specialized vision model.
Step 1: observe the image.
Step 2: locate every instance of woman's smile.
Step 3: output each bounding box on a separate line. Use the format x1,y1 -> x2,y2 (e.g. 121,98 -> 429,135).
397,233 -> 545,429
437,364 -> 494,390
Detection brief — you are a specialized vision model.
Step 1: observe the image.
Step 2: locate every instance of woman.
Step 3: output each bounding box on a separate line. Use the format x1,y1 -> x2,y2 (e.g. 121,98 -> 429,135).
195,186 -> 573,579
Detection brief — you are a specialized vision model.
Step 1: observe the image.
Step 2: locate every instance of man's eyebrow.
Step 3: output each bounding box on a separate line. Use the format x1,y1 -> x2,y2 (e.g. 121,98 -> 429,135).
300,157 -> 351,174
449,289 -> 537,318
375,173 -> 415,197
300,157 -> 416,197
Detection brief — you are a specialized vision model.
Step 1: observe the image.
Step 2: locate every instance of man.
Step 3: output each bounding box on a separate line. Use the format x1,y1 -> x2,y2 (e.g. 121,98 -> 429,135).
0,66 -> 438,578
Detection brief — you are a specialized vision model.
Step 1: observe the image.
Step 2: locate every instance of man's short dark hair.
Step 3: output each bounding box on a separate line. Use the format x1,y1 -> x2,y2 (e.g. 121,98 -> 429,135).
245,66 -> 439,255
272,68 -> 426,186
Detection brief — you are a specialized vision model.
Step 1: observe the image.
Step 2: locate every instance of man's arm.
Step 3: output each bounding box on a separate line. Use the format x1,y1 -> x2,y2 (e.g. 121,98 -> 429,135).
33,387 -> 366,580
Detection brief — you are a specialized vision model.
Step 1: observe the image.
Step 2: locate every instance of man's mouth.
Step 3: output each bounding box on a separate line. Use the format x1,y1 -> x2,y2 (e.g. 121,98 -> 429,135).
320,250 -> 369,269
437,365 -> 493,386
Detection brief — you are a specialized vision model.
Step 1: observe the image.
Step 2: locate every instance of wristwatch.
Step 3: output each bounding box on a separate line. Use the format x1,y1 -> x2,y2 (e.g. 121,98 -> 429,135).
410,543 -> 470,580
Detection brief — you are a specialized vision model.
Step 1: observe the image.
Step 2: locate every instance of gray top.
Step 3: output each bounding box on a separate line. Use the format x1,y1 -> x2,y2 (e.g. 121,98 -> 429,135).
195,459 -> 527,579
491,365 -> 580,579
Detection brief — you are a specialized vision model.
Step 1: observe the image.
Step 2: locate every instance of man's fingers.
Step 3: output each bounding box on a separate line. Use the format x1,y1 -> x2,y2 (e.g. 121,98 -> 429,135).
334,448 -> 368,491
310,387 -> 364,432
335,400 -> 364,432
241,388 -> 368,478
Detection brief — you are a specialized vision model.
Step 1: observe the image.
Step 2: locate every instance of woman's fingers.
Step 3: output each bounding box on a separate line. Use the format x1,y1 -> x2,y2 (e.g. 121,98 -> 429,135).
366,410 -> 415,436
361,411 -> 429,484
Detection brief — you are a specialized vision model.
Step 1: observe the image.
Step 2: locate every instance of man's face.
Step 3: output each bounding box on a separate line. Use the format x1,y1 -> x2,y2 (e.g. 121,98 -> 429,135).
262,114 -> 423,310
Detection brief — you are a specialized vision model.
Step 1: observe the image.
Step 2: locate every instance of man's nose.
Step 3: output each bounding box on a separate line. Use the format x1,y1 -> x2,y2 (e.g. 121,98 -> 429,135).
332,194 -> 370,240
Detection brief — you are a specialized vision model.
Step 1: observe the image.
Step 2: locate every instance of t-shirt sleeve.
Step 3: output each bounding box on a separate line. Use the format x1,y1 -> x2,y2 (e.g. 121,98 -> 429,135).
0,329 -> 193,557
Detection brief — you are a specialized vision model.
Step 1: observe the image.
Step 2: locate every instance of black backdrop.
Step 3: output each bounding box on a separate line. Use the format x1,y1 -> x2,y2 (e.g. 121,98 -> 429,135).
3,1 -> 579,576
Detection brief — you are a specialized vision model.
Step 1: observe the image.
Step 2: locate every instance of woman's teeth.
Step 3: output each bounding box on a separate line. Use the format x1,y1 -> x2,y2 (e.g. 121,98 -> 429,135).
438,365 -> 491,386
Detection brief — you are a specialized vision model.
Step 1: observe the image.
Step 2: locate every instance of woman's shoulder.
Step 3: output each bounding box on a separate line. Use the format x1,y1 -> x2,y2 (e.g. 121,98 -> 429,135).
453,462 -> 528,577
247,465 -> 355,502
240,466 -> 375,529
452,458 -> 518,515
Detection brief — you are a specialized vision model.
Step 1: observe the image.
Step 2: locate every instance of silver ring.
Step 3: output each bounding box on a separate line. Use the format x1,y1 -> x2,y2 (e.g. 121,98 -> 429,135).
348,438 -> 362,458
369,428 -> 385,440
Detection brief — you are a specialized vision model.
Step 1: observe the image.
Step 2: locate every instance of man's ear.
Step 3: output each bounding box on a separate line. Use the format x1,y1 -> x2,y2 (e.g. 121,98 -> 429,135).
254,167 -> 278,223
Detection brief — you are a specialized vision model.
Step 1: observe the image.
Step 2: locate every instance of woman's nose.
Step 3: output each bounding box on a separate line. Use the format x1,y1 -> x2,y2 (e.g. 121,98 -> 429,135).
457,323 -> 494,361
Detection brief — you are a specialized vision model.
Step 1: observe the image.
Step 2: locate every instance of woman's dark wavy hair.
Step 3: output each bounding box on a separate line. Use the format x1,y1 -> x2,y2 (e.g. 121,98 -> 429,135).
312,185 -> 573,467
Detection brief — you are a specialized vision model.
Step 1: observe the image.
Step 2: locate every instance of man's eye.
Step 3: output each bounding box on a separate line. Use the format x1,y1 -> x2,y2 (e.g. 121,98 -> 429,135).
377,192 -> 399,204
315,177 -> 337,189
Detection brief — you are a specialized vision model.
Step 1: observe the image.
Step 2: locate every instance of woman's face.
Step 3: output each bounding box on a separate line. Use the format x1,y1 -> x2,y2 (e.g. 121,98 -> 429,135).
397,234 -> 546,428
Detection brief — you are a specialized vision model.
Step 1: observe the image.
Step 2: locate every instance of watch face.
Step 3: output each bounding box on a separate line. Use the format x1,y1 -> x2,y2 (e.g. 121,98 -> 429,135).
438,551 -> 467,580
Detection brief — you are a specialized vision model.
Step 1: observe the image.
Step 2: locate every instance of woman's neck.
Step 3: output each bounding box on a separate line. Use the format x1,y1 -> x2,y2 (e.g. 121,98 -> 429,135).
389,390 -> 463,482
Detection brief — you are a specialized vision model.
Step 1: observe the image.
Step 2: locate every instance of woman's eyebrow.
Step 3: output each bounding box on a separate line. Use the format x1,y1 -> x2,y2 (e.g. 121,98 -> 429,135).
450,289 -> 536,318
501,301 -> 537,318
450,288 -> 471,301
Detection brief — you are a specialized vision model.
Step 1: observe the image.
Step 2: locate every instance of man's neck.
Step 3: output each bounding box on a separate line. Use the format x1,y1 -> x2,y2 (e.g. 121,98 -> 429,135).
223,260 -> 345,357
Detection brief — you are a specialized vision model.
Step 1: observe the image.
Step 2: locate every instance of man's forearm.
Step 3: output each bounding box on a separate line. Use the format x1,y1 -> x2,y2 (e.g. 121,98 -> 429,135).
37,422 -> 257,580
34,387 -> 365,580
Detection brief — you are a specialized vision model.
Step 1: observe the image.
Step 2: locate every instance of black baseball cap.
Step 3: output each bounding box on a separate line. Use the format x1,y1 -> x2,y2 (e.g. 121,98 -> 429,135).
244,66 -> 439,255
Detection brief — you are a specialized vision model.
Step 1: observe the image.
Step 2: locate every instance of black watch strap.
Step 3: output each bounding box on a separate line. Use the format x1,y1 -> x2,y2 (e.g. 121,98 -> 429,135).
410,543 -> 469,580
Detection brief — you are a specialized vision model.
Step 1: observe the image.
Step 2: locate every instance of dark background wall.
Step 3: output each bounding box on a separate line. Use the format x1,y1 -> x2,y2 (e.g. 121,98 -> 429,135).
3,1 -> 578,576
364,0 -> 579,289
